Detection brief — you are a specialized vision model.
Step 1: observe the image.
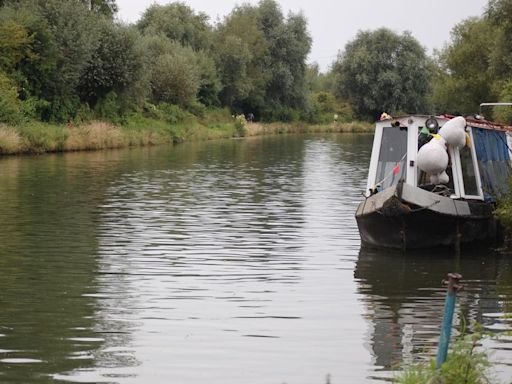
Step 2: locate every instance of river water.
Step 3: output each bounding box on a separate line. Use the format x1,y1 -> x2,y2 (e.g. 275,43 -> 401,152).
0,134 -> 510,383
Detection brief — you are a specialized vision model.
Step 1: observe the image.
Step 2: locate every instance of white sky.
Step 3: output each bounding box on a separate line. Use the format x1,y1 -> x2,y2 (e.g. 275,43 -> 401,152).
115,0 -> 488,72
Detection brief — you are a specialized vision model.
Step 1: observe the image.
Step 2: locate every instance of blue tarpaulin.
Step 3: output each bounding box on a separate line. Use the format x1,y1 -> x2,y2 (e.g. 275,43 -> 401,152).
472,127 -> 511,201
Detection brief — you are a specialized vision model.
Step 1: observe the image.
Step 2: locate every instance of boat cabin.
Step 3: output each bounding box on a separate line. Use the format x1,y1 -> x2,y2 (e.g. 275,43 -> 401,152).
365,115 -> 512,202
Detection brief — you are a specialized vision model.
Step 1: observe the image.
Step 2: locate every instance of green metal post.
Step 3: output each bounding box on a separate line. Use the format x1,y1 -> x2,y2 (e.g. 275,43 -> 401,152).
435,273 -> 463,369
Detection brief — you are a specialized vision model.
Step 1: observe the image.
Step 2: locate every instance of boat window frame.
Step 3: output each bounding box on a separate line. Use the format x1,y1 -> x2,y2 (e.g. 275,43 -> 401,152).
366,122 -> 411,195
451,127 -> 484,200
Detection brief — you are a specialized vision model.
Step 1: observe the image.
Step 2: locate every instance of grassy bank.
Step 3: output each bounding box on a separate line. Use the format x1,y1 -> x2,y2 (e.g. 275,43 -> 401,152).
0,110 -> 374,156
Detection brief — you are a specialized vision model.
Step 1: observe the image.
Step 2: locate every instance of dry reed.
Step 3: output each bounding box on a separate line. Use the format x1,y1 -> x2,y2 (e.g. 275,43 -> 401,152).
64,121 -> 126,151
0,125 -> 25,154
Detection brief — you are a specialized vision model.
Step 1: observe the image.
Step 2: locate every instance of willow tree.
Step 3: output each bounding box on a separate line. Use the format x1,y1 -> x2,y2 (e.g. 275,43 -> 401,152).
213,0 -> 311,120
257,0 -> 311,120
137,2 -> 211,51
212,4 -> 268,112
332,28 -> 431,120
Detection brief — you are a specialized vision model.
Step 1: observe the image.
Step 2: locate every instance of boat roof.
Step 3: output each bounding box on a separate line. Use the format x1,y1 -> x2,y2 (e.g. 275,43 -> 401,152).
440,114 -> 512,132
378,114 -> 512,132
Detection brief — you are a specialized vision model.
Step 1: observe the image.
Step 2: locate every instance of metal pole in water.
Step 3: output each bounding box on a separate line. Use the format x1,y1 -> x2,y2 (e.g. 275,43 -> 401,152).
435,273 -> 463,369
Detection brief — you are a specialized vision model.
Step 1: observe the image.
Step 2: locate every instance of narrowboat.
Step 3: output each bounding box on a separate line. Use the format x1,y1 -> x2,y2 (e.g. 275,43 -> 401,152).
355,113 -> 512,249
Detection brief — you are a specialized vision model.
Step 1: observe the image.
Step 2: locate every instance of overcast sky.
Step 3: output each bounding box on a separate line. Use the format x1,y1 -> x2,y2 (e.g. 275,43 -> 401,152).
116,0 -> 488,72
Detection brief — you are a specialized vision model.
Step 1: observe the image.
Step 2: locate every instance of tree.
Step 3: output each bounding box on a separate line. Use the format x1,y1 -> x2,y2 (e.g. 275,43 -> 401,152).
193,50 -> 221,107
151,53 -> 199,106
0,3 -> 58,119
0,71 -> 24,124
332,28 -> 431,119
10,0 -> 103,121
0,19 -> 36,71
137,2 -> 211,51
257,0 -> 311,119
306,63 -> 335,93
213,4 -> 267,111
213,0 -> 311,120
431,18 -> 498,115
86,0 -> 117,18
137,35 -> 201,106
78,23 -> 146,109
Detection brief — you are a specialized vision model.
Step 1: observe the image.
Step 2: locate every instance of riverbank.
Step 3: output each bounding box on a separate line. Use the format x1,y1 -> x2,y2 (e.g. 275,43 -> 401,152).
0,110 -> 373,156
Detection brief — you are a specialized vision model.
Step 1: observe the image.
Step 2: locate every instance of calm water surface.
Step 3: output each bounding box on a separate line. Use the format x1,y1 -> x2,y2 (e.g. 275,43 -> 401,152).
0,134 -> 511,383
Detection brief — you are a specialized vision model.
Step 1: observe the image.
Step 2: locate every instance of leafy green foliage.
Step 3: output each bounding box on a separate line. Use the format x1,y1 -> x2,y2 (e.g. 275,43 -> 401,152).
302,92 -> 355,124
87,0 -> 118,19
495,178 -> 512,232
137,2 -> 211,51
0,18 -> 36,71
306,63 -> 335,93
0,0 -> 321,126
258,1 -> 311,119
0,4 -> 57,102
192,50 -> 221,107
333,28 -> 432,120
38,0 -> 102,121
17,120 -> 67,153
94,91 -> 120,122
0,71 -> 23,124
234,114 -> 247,136
213,0 -> 311,120
396,332 -> 492,384
492,80 -> 512,124
213,4 -> 268,113
151,53 -> 200,107
0,0 -> 106,122
78,23 -> 145,109
432,18 -> 498,116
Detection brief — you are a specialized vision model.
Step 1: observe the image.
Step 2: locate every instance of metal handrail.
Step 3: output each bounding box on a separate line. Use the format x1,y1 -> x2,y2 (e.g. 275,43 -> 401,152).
479,102 -> 512,115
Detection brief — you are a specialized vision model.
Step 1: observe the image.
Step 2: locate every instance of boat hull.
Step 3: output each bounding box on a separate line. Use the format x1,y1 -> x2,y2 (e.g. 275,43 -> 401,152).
355,184 -> 498,249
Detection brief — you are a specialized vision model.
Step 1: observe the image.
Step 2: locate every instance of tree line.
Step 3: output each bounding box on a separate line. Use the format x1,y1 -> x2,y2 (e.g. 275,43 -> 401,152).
0,0 -> 511,126
331,0 -> 512,122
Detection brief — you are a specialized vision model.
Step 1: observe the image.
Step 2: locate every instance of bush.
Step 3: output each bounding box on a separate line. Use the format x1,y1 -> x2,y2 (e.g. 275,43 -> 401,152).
186,100 -> 206,117
40,96 -> 81,123
234,114 -> 246,136
18,122 -> 68,153
74,103 -> 94,124
94,91 -> 120,122
261,107 -> 300,122
156,103 -> 192,124
0,72 -> 24,124
336,101 -> 356,122
151,53 -> 200,106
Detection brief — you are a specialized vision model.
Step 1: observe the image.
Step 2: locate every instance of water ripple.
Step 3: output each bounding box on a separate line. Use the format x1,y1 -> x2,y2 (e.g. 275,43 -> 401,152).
0,135 -> 510,383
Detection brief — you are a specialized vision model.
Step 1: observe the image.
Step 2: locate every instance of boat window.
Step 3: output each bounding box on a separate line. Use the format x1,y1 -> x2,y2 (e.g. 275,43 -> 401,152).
375,127 -> 408,189
460,144 -> 479,196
